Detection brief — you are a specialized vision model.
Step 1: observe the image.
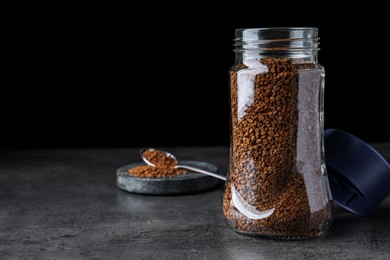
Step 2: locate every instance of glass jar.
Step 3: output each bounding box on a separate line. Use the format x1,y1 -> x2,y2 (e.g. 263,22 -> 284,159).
223,27 -> 334,239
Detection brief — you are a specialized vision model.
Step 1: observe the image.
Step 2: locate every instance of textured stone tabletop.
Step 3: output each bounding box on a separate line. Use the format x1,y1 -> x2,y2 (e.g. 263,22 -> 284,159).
1,145 -> 389,259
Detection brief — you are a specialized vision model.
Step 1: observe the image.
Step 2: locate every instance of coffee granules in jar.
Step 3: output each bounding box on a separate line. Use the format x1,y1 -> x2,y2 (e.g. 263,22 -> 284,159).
128,149 -> 187,178
223,28 -> 334,239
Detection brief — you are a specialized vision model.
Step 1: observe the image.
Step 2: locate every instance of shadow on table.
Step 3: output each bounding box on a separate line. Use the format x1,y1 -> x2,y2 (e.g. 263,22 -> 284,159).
325,203 -> 390,240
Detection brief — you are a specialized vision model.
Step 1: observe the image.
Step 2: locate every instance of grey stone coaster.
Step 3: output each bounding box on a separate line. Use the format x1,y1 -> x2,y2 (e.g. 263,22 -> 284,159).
116,160 -> 222,195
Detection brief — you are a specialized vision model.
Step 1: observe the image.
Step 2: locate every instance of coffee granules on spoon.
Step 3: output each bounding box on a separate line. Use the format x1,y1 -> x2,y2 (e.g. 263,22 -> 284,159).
128,149 -> 187,178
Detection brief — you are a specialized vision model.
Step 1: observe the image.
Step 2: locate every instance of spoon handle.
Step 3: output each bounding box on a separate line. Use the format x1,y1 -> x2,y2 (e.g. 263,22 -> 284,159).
176,165 -> 226,181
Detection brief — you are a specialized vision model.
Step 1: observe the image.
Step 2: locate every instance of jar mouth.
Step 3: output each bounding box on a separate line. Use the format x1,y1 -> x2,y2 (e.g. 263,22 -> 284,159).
234,27 -> 319,53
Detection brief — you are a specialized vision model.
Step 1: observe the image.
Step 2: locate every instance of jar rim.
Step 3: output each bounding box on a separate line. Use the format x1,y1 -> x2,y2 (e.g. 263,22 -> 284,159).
234,27 -> 319,53
236,27 -> 317,32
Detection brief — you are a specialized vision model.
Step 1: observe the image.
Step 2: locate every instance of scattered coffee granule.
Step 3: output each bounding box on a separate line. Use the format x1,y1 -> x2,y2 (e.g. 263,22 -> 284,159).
128,149 -> 187,178
223,57 -> 333,238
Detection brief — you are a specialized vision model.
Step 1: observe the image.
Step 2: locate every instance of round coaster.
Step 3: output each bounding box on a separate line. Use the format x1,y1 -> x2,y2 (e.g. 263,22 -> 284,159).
116,160 -> 222,195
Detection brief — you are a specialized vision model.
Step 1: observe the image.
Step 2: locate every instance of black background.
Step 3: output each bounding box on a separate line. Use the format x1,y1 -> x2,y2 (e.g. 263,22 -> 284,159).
2,4 -> 389,148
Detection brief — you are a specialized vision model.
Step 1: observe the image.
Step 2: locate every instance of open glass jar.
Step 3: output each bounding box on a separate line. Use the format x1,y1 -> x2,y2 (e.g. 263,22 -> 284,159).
223,28 -> 334,239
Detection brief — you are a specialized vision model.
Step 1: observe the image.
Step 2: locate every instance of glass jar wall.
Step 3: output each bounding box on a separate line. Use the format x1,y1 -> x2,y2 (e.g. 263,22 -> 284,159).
223,28 -> 334,239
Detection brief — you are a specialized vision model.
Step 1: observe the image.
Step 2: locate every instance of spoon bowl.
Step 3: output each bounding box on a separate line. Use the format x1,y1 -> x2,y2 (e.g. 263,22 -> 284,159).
139,148 -> 176,167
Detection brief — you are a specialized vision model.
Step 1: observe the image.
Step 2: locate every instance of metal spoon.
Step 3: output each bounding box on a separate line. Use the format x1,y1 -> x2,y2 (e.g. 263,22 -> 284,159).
140,148 -> 226,181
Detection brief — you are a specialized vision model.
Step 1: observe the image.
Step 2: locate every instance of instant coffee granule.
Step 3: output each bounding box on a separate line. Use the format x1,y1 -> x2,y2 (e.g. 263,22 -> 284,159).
128,149 -> 187,178
223,57 -> 332,238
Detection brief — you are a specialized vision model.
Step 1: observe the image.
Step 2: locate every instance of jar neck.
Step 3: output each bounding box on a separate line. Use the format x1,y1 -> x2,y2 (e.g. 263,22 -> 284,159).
235,51 -> 318,65
234,27 -> 319,65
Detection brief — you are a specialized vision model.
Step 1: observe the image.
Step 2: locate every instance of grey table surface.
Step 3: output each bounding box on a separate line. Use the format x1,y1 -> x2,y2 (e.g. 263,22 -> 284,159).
1,144 -> 389,260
